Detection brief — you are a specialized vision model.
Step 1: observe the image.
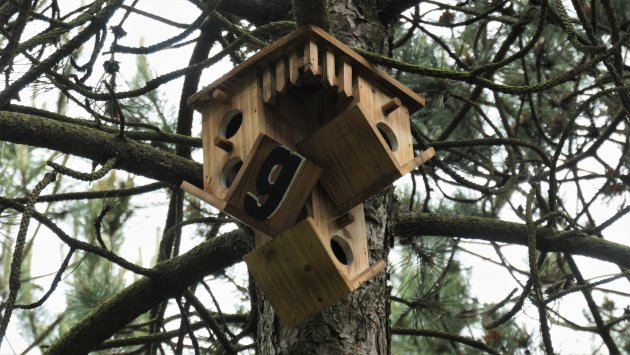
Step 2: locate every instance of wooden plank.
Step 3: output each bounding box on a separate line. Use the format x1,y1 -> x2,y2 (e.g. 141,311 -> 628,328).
323,48 -> 335,86
289,49 -> 299,84
188,26 -> 424,112
303,40 -> 319,76
275,57 -> 287,93
338,61 -> 353,98
262,66 -> 274,103
180,181 -> 227,211
244,217 -> 353,326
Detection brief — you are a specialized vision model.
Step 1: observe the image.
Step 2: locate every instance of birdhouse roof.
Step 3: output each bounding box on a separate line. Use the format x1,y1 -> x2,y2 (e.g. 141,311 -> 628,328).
188,26 -> 425,112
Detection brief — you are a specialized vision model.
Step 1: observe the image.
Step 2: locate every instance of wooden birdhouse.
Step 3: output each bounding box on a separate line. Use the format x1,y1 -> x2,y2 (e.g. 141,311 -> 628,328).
181,25 -> 434,325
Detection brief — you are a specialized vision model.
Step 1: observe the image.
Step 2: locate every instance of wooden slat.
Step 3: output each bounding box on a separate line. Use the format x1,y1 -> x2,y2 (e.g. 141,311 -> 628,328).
275,57 -> 287,93
338,61 -> 353,98
262,66 -> 274,103
323,48 -> 335,86
303,40 -> 319,76
289,49 -> 299,84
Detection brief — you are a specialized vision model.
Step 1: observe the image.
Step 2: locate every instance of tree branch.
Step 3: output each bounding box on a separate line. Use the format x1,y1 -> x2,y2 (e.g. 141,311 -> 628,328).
394,212 -> 630,269
45,229 -> 250,354
0,111 -> 203,188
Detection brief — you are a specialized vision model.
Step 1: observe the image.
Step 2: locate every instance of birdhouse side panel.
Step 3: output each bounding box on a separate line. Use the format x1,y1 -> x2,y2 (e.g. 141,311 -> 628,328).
355,76 -> 414,168
201,72 -> 265,200
306,186 -> 369,282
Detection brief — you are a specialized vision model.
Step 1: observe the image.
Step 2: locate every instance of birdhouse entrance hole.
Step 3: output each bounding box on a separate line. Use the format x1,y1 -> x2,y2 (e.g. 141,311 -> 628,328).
331,235 -> 353,265
376,122 -> 398,152
219,109 -> 243,139
220,157 -> 243,188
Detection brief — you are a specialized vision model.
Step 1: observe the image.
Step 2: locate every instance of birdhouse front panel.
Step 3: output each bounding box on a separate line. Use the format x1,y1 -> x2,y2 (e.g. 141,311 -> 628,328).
297,102 -> 421,213
305,186 -> 369,282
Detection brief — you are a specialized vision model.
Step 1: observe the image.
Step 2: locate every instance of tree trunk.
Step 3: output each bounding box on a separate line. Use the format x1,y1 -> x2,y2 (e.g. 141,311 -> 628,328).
255,1 -> 395,353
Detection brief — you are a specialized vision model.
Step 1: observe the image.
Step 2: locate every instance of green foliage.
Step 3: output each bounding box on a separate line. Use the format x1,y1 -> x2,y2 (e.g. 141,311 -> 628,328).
391,192 -> 531,353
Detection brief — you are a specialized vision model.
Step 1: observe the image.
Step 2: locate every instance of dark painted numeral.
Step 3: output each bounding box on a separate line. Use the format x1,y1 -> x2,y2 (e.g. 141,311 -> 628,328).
244,146 -> 304,220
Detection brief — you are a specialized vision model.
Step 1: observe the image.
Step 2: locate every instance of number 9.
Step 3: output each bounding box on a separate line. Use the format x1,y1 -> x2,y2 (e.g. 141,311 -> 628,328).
244,145 -> 305,220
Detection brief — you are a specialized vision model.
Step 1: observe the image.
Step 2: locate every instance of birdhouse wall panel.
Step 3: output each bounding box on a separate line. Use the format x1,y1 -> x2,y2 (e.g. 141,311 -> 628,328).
306,186 -> 369,281
262,94 -> 308,146
355,76 -> 414,167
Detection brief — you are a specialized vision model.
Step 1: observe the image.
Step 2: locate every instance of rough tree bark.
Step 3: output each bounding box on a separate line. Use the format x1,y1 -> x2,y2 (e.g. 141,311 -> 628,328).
254,1 -> 395,353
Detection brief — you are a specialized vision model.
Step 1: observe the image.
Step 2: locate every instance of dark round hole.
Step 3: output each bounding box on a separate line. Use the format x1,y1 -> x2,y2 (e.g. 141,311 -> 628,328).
376,122 -> 398,152
219,110 -> 243,139
220,158 -> 243,188
330,235 -> 353,265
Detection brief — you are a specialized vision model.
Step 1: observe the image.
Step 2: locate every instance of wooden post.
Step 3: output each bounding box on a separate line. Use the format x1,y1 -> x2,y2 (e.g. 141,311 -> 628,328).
304,40 -> 319,76
214,136 -> 233,152
381,97 -> 401,116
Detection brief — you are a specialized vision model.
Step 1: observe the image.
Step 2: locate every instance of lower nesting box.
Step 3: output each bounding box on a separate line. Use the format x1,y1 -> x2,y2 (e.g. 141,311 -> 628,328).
244,189 -> 385,326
